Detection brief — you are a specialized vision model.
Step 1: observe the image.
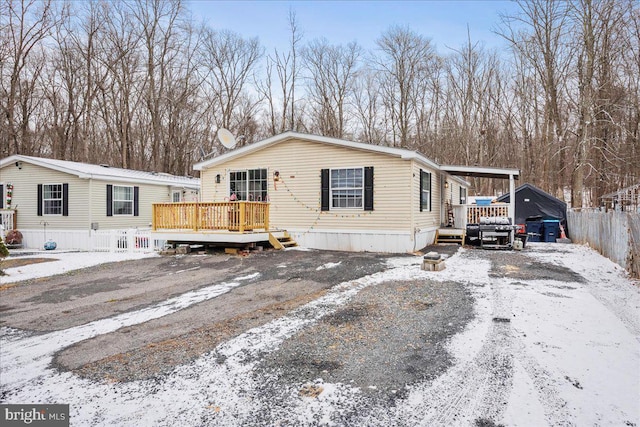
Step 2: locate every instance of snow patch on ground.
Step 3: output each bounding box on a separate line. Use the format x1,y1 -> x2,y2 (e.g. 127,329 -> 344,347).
316,261 -> 342,271
1,251 -> 158,284
1,244 -> 639,426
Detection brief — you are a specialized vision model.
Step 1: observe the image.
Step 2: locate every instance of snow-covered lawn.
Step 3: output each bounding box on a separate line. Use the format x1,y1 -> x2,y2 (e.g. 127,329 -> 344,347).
1,250 -> 158,284
1,244 -> 639,426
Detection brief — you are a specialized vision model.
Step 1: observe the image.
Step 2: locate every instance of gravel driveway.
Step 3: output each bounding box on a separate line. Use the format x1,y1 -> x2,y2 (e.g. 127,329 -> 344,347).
1,244 -> 639,426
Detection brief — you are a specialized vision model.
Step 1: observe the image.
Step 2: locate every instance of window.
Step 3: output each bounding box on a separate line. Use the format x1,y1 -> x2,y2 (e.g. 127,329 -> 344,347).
113,185 -> 134,215
321,167 -> 373,212
331,168 -> 363,209
172,191 -> 182,203
460,187 -> 467,205
229,169 -> 268,201
43,184 -> 63,215
106,184 -> 138,216
420,170 -> 431,212
37,183 -> 68,216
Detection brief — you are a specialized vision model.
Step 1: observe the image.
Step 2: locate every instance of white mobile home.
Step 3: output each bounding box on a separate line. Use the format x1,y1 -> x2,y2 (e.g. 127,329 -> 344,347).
0,155 -> 199,250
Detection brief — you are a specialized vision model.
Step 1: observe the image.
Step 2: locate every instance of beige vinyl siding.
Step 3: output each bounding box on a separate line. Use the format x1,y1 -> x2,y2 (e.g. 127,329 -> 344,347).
1,162 -> 90,230
412,160 -> 441,231
89,180 -> 171,229
201,138 -> 413,233
0,162 -> 174,231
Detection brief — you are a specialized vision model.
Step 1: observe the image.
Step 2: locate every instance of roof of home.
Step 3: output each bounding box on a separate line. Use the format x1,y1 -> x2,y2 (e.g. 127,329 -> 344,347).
194,131 -> 518,184
0,155 -> 200,189
194,131 -> 442,171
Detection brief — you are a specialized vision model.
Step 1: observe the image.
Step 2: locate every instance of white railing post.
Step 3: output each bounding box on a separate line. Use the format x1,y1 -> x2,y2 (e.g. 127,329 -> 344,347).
127,229 -> 135,253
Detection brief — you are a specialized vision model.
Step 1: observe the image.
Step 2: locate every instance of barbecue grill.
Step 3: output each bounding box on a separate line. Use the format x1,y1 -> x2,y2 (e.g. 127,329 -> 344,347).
478,216 -> 515,249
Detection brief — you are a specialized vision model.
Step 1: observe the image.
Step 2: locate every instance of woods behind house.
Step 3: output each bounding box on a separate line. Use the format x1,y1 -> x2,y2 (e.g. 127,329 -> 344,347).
1,0 -> 638,206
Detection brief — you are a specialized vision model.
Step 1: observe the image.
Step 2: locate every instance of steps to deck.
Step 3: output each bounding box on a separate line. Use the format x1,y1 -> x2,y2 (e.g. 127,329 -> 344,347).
268,231 -> 298,250
435,228 -> 465,244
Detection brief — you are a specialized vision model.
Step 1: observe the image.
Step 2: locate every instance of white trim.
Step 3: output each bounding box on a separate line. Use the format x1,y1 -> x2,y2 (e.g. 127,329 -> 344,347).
440,164 -> 520,178
112,185 -> 134,216
1,155 -> 200,189
227,167 -> 269,201
42,182 -> 64,216
329,166 -> 365,211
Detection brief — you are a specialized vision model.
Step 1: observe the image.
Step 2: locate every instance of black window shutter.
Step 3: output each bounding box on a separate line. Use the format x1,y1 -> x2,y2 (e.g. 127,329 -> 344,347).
0,184 -> 3,209
364,166 -> 374,211
429,173 -> 432,212
62,183 -> 69,216
37,184 -> 43,216
106,185 -> 113,216
321,169 -> 329,211
419,171 -> 424,212
133,186 -> 139,216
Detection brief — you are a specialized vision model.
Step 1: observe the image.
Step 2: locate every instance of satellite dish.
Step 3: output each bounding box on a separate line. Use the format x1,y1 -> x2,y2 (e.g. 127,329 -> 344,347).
217,128 -> 237,149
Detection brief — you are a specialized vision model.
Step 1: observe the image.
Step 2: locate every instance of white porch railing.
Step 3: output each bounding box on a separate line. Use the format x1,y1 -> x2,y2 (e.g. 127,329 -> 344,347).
1,209 -> 16,231
452,203 -> 511,228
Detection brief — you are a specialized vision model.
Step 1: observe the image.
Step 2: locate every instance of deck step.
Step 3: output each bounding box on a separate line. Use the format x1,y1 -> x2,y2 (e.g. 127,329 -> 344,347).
435,229 -> 465,244
268,232 -> 298,250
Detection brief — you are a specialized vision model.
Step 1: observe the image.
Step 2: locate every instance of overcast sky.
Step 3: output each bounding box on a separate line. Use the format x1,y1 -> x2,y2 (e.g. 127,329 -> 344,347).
187,0 -> 521,54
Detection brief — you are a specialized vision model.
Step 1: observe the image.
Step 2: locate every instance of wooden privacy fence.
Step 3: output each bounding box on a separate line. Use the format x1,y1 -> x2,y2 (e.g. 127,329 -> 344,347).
568,210 -> 640,278
153,202 -> 270,233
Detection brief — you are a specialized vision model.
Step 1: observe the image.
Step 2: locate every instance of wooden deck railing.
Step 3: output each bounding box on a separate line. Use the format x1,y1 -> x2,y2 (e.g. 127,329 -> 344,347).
152,202 -> 269,233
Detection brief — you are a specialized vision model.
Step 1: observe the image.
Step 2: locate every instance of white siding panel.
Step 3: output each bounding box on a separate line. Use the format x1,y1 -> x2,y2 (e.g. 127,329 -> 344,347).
19,229 -> 91,250
412,160 -> 442,231
89,180 -> 171,230
0,162 -> 90,230
0,162 -> 175,232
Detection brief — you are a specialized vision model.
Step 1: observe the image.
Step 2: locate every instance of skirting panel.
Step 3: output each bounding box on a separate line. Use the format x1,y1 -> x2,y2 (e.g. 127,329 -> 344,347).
18,229 -> 91,250
289,228 -> 437,253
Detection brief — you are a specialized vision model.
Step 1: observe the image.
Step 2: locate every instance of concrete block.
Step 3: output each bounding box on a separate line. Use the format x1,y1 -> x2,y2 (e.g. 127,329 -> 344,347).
225,247 -> 240,255
176,245 -> 190,255
423,251 -> 442,261
421,260 -> 446,271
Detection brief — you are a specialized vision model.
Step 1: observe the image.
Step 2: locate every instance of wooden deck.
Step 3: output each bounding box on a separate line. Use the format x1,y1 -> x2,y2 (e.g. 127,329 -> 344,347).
153,201 -> 269,233
151,202 -> 297,248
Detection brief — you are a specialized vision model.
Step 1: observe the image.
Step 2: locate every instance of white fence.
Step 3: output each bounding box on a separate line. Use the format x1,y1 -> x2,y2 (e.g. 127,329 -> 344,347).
567,210 -> 640,279
0,209 -> 15,231
90,229 -> 166,253
15,228 -> 165,253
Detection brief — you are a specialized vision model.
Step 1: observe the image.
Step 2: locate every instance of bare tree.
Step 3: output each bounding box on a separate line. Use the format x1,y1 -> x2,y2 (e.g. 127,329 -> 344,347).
1,0 -> 64,156
500,0 -> 573,196
258,8 -> 303,135
199,28 -> 262,143
373,26 -> 435,147
302,39 -> 362,138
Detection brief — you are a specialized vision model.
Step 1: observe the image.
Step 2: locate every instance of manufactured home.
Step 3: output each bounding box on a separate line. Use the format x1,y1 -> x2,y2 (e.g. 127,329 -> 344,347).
0,155 -> 199,250
152,132 -> 519,253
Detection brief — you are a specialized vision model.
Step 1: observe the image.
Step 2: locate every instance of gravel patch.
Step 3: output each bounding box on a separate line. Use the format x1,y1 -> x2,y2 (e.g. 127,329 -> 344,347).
255,277 -> 474,404
467,248 -> 586,283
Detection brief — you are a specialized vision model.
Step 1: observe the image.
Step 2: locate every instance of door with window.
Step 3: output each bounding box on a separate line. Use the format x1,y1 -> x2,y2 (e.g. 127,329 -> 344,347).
229,169 -> 268,201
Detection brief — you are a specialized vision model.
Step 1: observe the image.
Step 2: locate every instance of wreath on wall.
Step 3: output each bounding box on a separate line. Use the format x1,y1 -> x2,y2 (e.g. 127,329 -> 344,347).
5,183 -> 13,208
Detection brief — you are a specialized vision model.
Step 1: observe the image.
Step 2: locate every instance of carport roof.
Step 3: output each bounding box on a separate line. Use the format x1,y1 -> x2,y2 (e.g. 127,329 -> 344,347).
440,165 -> 520,180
